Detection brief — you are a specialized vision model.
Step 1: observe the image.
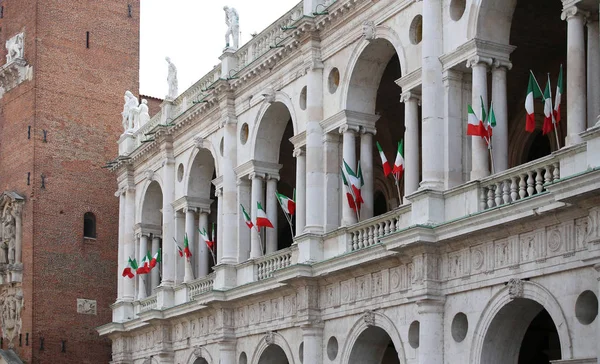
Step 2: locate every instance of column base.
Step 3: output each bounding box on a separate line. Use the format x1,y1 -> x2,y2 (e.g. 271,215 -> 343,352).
406,189 -> 445,226
213,263 -> 237,290
111,300 -> 134,323
295,233 -> 323,264
155,285 -> 174,309
419,179 -> 445,191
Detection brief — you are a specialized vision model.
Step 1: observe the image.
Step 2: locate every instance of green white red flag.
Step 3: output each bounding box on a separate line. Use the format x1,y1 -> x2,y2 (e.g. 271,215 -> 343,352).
276,191 -> 296,215
240,204 -> 254,229
542,74 -> 553,135
553,64 -> 563,124
174,237 -> 184,257
525,71 -> 543,132
376,142 -> 392,177
467,104 -> 481,136
392,140 -> 404,180
341,167 -> 357,211
479,96 -> 487,137
199,227 -> 215,250
136,252 -> 151,274
122,257 -> 137,279
343,160 -> 363,211
150,249 -> 161,268
256,202 -> 274,231
183,233 -> 192,259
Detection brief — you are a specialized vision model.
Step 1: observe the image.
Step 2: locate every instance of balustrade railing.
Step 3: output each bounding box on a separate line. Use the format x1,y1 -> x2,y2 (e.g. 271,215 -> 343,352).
255,248 -> 293,280
480,155 -> 560,210
188,273 -> 215,301
139,295 -> 157,313
348,207 -> 411,252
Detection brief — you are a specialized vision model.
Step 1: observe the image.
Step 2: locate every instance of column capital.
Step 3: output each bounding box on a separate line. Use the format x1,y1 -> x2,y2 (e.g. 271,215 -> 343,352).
215,188 -> 223,198
492,59 -> 513,71
183,206 -> 197,214
338,124 -> 360,134
236,177 -> 251,187
249,172 -> 267,180
466,55 -> 493,69
293,147 -> 305,158
265,174 -> 280,182
561,5 -> 590,21
360,126 -> 377,135
400,91 -> 422,104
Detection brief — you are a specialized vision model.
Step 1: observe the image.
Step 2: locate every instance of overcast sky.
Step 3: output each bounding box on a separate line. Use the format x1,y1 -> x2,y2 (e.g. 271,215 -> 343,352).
140,0 -> 300,99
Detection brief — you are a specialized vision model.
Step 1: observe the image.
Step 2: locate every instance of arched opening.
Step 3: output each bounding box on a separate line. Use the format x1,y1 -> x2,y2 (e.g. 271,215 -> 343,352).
141,181 -> 163,294
187,149 -> 217,275
506,0 -> 566,166
348,326 -> 400,364
481,298 -> 561,364
258,344 -> 289,364
346,38 -> 414,218
192,358 -> 209,364
374,191 -> 388,217
254,101 -> 296,252
83,212 -> 96,239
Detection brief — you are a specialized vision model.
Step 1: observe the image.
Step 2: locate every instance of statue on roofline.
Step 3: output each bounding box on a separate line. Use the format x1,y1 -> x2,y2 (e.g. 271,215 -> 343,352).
224,6 -> 240,50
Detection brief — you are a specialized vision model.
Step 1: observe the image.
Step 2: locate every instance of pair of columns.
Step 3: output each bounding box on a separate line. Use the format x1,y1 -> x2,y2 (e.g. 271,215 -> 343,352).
249,173 -> 279,258
175,207 -> 211,283
136,234 -> 161,299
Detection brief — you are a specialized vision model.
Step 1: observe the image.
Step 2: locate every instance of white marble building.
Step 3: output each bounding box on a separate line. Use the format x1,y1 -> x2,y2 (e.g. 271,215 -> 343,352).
98,0 -> 600,363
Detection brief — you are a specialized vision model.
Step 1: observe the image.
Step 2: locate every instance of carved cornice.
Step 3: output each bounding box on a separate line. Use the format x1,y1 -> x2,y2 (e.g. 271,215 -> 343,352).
289,131 -> 307,149
440,38 -> 516,72
235,160 -> 282,181
321,109 -> 380,134
171,196 -> 213,213
395,68 -> 422,93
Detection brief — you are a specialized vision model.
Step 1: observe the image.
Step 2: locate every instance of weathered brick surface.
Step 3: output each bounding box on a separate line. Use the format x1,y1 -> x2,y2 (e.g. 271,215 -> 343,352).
0,1 -> 139,363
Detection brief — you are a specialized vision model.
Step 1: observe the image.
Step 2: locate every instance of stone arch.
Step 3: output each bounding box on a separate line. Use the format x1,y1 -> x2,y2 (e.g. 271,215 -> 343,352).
250,91 -> 298,163
139,180 -> 164,226
250,332 -> 295,364
185,346 -> 214,364
185,147 -> 217,199
340,311 -> 406,364
468,0 -> 518,44
469,280 -> 573,364
341,26 -> 407,113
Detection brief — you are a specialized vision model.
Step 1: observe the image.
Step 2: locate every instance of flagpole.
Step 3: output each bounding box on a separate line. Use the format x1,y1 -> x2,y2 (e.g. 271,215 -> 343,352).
341,166 -> 361,222
394,176 -> 402,207
276,190 -> 295,238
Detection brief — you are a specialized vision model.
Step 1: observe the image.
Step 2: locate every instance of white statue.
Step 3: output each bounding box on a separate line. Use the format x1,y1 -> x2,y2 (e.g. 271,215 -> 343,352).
121,91 -> 139,132
224,6 -> 240,49
5,33 -> 24,63
166,57 -> 178,99
137,99 -> 150,128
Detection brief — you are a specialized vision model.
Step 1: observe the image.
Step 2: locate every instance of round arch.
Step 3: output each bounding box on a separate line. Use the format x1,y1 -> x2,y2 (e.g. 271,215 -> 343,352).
250,91 -> 298,163
341,25 -> 407,113
467,0 -> 518,44
184,147 -> 217,198
339,311 -> 406,364
469,280 -> 573,364
250,332 -> 295,364
185,346 -> 214,364
137,178 -> 164,226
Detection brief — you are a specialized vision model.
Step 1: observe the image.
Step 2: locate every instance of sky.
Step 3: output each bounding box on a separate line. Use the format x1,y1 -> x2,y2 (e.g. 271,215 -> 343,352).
140,0 -> 301,99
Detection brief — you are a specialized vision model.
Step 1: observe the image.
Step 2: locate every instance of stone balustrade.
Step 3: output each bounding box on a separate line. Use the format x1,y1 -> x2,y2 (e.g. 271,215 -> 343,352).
138,295 -> 157,313
188,273 -> 215,301
255,248 -> 293,280
348,206 -> 411,252
479,154 -> 560,210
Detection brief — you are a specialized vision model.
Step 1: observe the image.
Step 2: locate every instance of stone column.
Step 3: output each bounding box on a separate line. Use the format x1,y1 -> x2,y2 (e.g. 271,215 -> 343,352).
401,92 -> 421,195
420,0 -> 445,190
340,125 -> 358,226
492,60 -> 511,173
219,341 -> 236,364
562,6 -> 589,145
150,236 -> 160,290
237,178 -> 251,261
266,176 -> 279,254
323,134 -> 341,232
250,173 -> 265,258
138,234 -> 149,299
198,210 -> 210,277
162,159 -> 176,285
117,191 -> 125,299
360,127 -> 375,219
417,300 -> 444,364
221,118 -> 239,264
442,71 -> 463,188
175,211 -> 185,284
588,19 -> 600,129
216,188 -> 224,263
302,325 -> 324,364
305,60 -> 325,234
467,56 -> 492,180
293,148 -> 306,236
184,208 -> 196,283
123,188 -> 135,300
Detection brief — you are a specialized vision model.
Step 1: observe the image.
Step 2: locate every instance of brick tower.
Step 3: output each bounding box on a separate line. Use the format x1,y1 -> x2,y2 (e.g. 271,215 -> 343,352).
0,1 -> 139,363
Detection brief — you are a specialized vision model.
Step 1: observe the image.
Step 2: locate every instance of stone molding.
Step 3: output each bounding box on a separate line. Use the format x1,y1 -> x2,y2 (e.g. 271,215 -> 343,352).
440,38 -> 516,72
171,196 -> 213,214
234,160 -> 282,181
320,109 -> 380,134
395,67 -> 422,93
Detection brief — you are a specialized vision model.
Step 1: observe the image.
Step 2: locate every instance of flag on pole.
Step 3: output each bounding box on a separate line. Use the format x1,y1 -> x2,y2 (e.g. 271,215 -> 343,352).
256,202 -> 274,231
150,249 -> 161,268
137,252 -> 151,274
467,105 -> 482,136
122,257 -> 137,279
479,96 -> 487,137
199,227 -> 215,250
343,160 -> 364,209
486,102 -> 496,138
525,71 -> 543,132
376,142 -> 392,177
392,140 -> 404,180
175,237 -> 184,257
341,168 -> 357,211
276,192 -> 296,215
542,74 -> 554,135
183,233 -> 192,259
240,204 -> 254,229
553,64 -> 563,124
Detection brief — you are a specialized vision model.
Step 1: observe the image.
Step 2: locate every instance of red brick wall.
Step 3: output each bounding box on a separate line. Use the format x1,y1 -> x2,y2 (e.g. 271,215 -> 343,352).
0,1 -> 139,363
140,95 -> 163,118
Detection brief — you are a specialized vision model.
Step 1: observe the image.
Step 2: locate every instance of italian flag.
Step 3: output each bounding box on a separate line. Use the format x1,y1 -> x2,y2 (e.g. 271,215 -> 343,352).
276,191 -> 296,215
376,142 -> 392,177
199,227 -> 215,250
341,167 -> 357,211
542,74 -> 554,135
183,233 -> 192,259
392,140 -> 404,180
479,96 -> 487,137
240,204 -> 254,229
122,257 -> 137,279
175,238 -> 184,257
467,104 -> 481,136
343,160 -> 364,210
525,71 -> 542,132
256,202 -> 273,231
553,64 -> 563,124
137,252 -> 151,274
487,102 -> 496,136
150,249 -> 161,268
